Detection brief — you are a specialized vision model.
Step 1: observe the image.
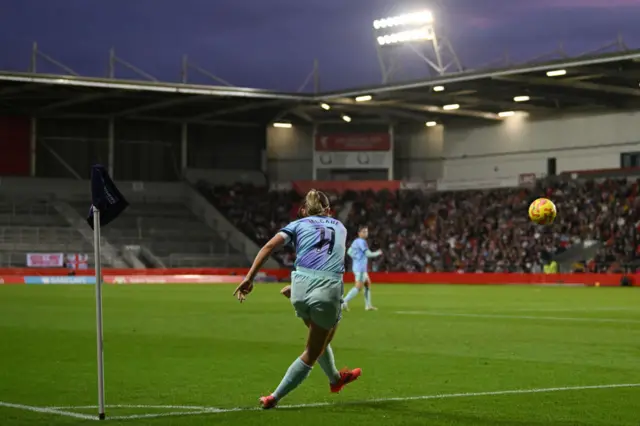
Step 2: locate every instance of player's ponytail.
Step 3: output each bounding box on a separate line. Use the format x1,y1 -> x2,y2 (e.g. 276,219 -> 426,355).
304,189 -> 330,216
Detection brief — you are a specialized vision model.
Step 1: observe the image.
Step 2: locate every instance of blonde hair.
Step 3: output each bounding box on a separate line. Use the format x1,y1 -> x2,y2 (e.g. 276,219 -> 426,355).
304,189 -> 330,216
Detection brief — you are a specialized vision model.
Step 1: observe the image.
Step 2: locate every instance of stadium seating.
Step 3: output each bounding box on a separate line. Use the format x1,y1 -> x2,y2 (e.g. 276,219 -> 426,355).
68,199 -> 247,267
0,196 -> 92,267
199,178 -> 640,273
196,181 -> 300,266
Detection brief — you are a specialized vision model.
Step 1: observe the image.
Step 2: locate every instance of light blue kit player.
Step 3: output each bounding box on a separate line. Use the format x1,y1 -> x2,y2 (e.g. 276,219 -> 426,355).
342,225 -> 383,311
233,189 -> 362,410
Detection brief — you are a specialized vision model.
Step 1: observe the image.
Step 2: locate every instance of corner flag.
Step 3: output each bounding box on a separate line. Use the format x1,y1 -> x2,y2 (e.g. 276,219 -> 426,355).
87,164 -> 128,420
88,165 -> 129,229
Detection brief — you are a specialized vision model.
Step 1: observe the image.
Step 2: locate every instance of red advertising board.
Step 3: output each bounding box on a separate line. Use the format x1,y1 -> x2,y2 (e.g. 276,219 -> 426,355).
0,267 -> 634,287
315,133 -> 391,151
104,275 -> 243,284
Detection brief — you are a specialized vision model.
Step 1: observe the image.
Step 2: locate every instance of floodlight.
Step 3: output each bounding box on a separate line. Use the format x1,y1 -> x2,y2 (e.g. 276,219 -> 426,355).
341,114 -> 352,122
498,111 -> 515,118
442,104 -> 460,111
273,122 -> 292,128
546,69 -> 566,77
426,121 -> 437,127
433,86 -> 445,92
377,29 -> 432,46
513,96 -> 530,102
320,103 -> 331,110
355,95 -> 372,102
373,11 -> 433,29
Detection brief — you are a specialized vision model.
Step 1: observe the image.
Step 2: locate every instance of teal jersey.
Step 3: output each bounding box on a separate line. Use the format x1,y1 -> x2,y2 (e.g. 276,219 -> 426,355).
278,216 -> 347,274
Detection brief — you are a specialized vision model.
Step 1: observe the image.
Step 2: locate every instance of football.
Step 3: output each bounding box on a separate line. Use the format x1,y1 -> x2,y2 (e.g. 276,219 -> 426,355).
528,198 -> 557,225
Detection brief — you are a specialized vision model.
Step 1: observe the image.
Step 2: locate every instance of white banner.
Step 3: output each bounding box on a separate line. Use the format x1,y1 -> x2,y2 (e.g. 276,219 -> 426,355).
314,151 -> 392,169
26,253 -> 64,267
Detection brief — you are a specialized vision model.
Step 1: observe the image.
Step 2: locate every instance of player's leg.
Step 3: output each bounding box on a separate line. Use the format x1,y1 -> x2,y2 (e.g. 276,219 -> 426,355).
261,274 -> 345,408
261,320 -> 332,408
342,274 -> 364,309
308,280 -> 361,392
363,273 -> 377,310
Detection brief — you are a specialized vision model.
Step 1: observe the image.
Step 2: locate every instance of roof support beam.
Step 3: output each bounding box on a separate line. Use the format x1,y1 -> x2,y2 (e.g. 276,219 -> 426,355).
327,98 -> 501,120
37,93 -> 120,112
115,96 -> 203,116
494,75 -> 640,97
191,99 -> 291,120
44,114 -> 261,127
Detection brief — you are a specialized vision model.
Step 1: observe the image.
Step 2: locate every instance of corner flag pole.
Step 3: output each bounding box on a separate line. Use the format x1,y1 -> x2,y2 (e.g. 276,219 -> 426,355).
93,206 -> 106,420
88,164 -> 128,421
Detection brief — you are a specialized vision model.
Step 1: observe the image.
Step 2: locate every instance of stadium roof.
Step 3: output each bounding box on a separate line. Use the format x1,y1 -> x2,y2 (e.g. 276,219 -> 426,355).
1,49 -> 640,127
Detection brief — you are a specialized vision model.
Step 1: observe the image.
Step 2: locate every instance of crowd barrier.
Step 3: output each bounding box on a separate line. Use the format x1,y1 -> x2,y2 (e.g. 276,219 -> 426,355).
0,268 -> 635,286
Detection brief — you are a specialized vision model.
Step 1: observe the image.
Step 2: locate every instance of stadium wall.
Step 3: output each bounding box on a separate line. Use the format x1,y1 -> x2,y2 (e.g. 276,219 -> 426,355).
0,116 -> 30,176
394,123 -> 444,181
267,125 -> 314,182
267,122 -> 446,182
443,111 -> 640,181
32,118 -> 266,181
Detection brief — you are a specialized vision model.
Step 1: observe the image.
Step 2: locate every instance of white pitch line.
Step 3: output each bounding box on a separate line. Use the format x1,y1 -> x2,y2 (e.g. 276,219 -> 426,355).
0,401 -> 98,421
396,311 -> 640,324
39,383 -> 640,421
49,404 -> 212,411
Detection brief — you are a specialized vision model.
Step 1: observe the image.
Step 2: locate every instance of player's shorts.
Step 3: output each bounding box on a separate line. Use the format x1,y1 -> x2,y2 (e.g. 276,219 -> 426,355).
290,267 -> 344,330
353,272 -> 370,283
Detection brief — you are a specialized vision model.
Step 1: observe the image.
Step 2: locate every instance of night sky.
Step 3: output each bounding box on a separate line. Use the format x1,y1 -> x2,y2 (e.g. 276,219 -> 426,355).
2,0 -> 639,91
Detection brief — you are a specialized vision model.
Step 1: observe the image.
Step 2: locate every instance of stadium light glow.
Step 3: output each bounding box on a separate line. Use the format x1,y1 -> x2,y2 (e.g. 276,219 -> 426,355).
546,69 -> 567,77
498,111 -> 515,118
377,29 -> 432,46
442,104 -> 460,111
433,86 -> 445,92
426,121 -> 437,127
355,95 -> 372,102
514,95 -> 530,102
273,122 -> 292,128
320,103 -> 331,110
373,11 -> 433,29
341,114 -> 352,123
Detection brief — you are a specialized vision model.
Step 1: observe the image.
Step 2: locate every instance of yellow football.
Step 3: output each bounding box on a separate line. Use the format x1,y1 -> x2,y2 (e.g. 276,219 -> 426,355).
528,198 -> 556,225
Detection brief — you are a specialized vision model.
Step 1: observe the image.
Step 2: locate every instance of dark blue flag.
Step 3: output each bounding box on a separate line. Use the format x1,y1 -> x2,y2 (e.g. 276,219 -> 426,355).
87,165 -> 129,229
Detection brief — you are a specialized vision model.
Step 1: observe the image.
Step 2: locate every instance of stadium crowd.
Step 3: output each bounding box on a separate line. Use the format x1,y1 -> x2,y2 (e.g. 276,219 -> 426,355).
199,178 -> 640,273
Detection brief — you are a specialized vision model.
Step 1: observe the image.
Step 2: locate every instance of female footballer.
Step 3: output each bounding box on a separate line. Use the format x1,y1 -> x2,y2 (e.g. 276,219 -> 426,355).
233,189 -> 361,409
342,225 -> 382,311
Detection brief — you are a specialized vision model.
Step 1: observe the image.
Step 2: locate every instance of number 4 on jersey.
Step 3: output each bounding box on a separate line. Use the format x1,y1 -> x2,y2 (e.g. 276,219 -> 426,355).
314,227 -> 335,254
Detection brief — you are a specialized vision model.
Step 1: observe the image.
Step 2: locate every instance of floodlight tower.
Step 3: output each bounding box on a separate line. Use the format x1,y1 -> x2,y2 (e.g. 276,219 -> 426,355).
373,10 -> 462,83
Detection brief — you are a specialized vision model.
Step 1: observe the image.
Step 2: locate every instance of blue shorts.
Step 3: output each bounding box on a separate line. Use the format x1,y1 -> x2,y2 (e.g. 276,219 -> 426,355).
353,272 -> 370,283
290,267 -> 344,330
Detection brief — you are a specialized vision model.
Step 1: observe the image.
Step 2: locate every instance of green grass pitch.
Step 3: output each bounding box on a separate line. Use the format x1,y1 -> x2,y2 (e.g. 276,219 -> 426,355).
0,284 -> 638,426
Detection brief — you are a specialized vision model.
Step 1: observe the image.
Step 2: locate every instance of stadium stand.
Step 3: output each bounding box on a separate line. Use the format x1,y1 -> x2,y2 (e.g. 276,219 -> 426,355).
66,198 -> 245,267
0,195 -> 92,267
198,177 -> 640,273
196,181 -> 301,266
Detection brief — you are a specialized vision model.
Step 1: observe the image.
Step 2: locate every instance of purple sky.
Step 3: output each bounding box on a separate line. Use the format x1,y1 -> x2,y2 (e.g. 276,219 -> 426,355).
1,0 -> 639,91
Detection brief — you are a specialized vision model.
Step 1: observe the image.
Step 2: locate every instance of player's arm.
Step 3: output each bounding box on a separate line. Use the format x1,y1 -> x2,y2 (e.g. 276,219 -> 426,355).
365,249 -> 382,258
234,233 -> 286,302
361,240 -> 382,258
244,233 -> 286,282
347,245 -> 356,258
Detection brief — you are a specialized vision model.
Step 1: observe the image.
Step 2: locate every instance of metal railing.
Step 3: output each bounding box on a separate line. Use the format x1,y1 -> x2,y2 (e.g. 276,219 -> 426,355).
0,226 -> 82,243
